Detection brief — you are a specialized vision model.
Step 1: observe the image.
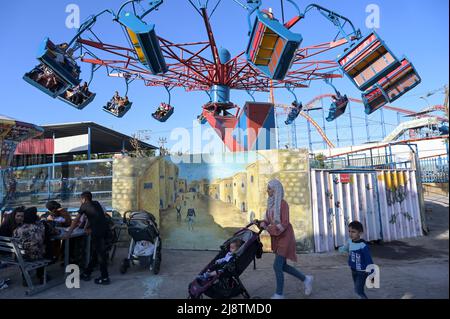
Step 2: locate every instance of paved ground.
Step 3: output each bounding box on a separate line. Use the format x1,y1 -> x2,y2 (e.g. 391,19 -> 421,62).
1,195 -> 448,299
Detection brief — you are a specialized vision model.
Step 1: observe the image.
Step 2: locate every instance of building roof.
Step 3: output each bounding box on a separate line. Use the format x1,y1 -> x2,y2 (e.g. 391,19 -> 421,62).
40,121 -> 157,154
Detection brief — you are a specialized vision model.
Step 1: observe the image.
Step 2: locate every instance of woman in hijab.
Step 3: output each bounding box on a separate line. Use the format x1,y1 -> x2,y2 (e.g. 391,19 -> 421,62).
258,179 -> 314,299
0,206 -> 26,237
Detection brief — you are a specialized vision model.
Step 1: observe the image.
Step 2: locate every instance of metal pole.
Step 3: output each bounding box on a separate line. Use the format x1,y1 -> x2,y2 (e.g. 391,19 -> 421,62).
307,109 -> 312,151
52,132 -> 56,179
370,148 -> 374,167
335,114 -> 340,147
365,113 -> 370,142
87,126 -> 92,160
380,108 -> 386,138
348,103 -> 355,145
321,94 -> 327,149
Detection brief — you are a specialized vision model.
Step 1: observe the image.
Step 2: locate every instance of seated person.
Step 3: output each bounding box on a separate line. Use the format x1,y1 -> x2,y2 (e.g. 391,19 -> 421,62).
13,207 -> 48,284
117,96 -> 130,114
80,82 -> 91,96
45,200 -> 72,227
197,239 -> 243,281
0,206 -> 25,237
35,67 -> 59,92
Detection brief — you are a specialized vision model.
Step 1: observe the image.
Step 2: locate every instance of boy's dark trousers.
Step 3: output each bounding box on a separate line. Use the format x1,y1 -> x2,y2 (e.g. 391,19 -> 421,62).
351,269 -> 368,299
84,235 -> 109,279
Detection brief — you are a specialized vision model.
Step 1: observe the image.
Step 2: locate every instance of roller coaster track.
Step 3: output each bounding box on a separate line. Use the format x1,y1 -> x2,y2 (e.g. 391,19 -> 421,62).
275,94 -> 447,149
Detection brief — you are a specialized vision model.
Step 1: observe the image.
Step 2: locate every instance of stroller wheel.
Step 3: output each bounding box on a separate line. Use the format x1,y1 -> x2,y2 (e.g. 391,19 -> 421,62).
120,259 -> 130,274
152,249 -> 162,274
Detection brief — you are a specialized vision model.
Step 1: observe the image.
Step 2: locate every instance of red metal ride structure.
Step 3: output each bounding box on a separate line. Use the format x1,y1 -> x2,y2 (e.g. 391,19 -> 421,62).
77,2 -> 348,110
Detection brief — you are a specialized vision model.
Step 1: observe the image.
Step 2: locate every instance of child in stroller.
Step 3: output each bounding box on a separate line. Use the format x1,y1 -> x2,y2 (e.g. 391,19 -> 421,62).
188,221 -> 263,299
119,210 -> 162,275
196,239 -> 243,281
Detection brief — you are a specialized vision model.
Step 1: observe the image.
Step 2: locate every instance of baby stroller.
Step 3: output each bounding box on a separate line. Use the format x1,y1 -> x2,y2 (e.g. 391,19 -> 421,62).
119,211 -> 162,275
188,221 -> 263,299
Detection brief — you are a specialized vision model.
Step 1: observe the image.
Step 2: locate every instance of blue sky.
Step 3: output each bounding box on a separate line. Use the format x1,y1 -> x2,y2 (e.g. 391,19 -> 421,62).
0,0 -> 448,150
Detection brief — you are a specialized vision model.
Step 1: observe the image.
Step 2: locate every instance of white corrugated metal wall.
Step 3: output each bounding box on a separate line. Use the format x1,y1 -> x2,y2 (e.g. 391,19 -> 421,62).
311,169 -> 423,253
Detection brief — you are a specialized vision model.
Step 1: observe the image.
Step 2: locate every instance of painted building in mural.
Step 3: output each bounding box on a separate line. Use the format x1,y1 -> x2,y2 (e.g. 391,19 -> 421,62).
209,179 -> 220,200
219,178 -> 233,204
232,172 -> 247,212
176,178 -> 187,193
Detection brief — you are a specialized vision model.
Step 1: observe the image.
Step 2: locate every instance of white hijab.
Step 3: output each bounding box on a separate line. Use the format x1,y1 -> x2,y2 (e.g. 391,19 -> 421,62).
267,179 -> 284,224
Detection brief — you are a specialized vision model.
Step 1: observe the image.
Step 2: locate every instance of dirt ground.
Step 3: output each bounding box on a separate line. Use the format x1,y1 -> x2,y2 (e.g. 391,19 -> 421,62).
0,195 -> 448,299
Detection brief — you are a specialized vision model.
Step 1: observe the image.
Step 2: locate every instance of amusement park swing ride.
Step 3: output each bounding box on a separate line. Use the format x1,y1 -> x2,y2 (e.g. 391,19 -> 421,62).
23,0 -> 424,152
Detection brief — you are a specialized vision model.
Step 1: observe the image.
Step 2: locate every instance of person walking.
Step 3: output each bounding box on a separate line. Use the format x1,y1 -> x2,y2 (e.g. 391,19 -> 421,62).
257,179 -> 314,299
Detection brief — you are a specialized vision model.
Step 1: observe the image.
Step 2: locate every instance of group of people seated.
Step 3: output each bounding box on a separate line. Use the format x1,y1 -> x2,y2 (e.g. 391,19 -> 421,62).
152,102 -> 173,121
0,192 -> 115,287
285,101 -> 303,125
62,82 -> 93,106
104,91 -> 130,115
0,202 -> 73,285
28,64 -> 64,93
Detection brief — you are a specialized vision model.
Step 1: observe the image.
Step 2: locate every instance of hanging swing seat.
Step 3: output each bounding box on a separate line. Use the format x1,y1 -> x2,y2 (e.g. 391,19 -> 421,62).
326,95 -> 349,121
152,103 -> 174,122
361,85 -> 388,115
103,99 -> 132,118
119,12 -> 168,75
375,58 -> 421,102
337,32 -> 400,91
246,10 -> 302,80
57,87 -> 96,110
23,64 -> 69,98
361,58 -> 420,115
284,101 -> 302,125
37,37 -> 81,86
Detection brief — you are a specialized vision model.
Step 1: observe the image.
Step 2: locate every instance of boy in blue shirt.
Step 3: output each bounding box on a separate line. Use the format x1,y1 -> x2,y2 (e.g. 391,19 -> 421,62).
339,221 -> 374,299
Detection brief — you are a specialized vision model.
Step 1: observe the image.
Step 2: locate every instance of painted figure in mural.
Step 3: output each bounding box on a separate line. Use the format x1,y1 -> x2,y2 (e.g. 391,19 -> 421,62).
186,208 -> 196,231
256,179 -> 314,299
176,205 -> 182,222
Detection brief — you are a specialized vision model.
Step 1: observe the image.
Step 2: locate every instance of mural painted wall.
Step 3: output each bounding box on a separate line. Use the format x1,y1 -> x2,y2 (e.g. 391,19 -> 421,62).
112,149 -> 314,252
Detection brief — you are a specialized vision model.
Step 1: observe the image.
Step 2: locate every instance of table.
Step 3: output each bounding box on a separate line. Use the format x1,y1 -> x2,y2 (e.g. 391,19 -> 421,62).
52,227 -> 91,271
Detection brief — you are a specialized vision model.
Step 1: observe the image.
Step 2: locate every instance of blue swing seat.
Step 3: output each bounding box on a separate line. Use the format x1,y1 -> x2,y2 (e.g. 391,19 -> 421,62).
37,38 -> 81,86
152,105 -> 174,122
246,11 -> 302,80
23,64 -> 69,98
58,90 -> 96,110
326,95 -> 349,121
284,102 -> 302,125
119,12 -> 168,75
337,32 -> 400,91
103,102 -> 132,118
